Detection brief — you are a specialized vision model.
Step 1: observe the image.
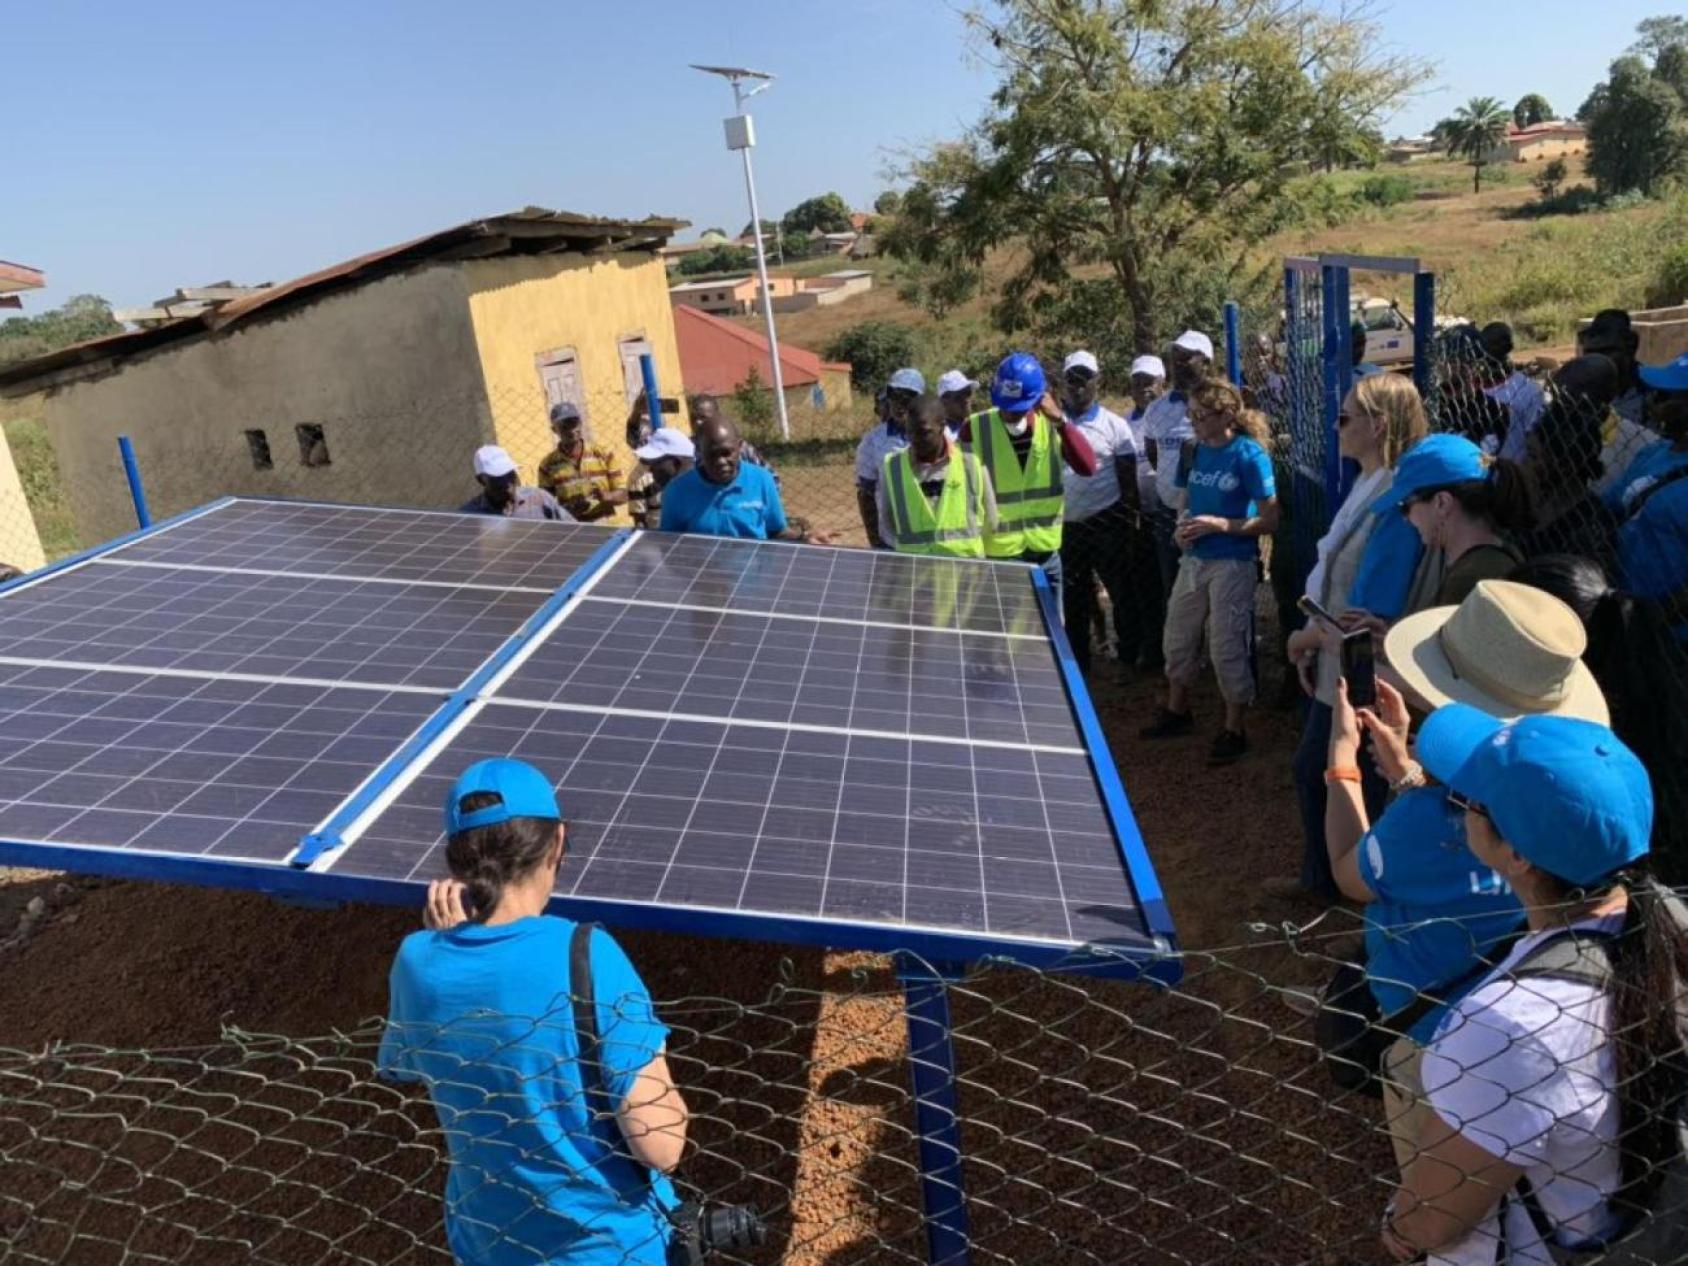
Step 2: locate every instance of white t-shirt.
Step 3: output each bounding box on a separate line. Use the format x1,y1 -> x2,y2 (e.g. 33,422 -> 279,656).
1303,466 -> 1389,605
855,423 -> 909,484
1141,393 -> 1194,512
1125,406 -> 1159,505
1421,915 -> 1626,1265
1062,404 -> 1139,521
1490,372 -> 1548,464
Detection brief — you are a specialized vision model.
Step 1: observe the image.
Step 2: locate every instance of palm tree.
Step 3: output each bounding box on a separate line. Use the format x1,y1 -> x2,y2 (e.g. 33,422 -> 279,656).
1444,96 -> 1512,193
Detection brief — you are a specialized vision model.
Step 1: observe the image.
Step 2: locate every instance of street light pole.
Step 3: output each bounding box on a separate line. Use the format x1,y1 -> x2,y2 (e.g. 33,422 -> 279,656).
692,64 -> 791,441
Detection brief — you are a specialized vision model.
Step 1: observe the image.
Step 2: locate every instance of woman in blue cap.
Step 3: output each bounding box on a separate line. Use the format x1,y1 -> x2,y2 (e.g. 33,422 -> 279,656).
1370,432 -> 1534,612
1382,707 -> 1686,1263
379,759 -> 688,1265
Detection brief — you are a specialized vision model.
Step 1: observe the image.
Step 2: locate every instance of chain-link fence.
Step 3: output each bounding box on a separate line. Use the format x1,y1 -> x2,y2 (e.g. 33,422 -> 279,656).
7,903 -> 1688,1265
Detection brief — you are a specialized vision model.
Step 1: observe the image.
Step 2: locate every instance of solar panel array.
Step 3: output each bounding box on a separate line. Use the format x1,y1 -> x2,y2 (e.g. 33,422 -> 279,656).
0,499 -> 1166,962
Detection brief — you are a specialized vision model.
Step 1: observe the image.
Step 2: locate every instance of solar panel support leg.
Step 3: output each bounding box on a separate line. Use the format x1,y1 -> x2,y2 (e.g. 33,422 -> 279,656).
896,952 -> 972,1266
119,435 -> 152,529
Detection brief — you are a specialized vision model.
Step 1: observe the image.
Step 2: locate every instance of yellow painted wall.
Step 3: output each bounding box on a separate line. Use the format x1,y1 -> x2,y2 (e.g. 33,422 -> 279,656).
0,416 -> 48,572
464,252 -> 688,515
12,266 -> 491,546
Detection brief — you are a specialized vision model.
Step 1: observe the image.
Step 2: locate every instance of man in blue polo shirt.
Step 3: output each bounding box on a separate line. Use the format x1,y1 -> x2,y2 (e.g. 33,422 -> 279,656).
660,418 -> 828,543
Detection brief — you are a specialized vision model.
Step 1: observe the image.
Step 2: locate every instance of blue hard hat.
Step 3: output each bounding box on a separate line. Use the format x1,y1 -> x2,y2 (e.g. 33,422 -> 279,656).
990,352 -> 1047,414
1417,704 -> 1653,887
444,758 -> 562,836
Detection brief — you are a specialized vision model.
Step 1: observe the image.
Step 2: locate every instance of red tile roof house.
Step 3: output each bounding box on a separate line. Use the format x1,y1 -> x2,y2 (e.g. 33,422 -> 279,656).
672,304 -> 854,420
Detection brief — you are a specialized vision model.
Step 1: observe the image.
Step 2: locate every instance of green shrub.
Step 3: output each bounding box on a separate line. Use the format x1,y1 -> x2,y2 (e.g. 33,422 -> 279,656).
1357,174 -> 1414,207
2,416 -> 79,559
1648,243 -> 1688,308
823,321 -> 919,390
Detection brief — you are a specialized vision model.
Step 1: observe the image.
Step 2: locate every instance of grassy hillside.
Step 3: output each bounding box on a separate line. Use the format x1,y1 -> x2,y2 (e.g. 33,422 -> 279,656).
749,157 -> 1686,373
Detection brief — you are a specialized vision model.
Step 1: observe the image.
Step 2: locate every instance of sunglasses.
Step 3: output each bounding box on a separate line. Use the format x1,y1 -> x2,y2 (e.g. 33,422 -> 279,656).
1446,788 -> 1491,820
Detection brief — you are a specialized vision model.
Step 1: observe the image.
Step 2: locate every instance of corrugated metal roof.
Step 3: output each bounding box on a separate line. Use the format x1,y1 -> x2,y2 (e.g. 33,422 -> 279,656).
0,208 -> 684,393
672,303 -> 849,396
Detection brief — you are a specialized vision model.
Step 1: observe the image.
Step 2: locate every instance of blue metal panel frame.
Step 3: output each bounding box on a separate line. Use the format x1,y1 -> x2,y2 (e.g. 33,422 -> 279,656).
0,496 -> 237,599
293,529 -> 635,866
639,352 -> 665,431
897,952 -> 972,1266
118,435 -> 152,529
1030,569 -> 1181,985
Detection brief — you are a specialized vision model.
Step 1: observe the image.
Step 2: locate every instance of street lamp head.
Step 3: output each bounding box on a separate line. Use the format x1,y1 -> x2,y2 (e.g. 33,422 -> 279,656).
690,64 -> 774,83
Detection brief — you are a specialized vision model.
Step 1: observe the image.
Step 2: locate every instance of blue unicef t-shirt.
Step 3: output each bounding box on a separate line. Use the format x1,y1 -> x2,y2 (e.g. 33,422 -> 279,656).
1176,435 -> 1275,560
659,462 -> 788,540
1606,441 -> 1688,638
379,917 -> 676,1266
1356,787 -> 1524,1042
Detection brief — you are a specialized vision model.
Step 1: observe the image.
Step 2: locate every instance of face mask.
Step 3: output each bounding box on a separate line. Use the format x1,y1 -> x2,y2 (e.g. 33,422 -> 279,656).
1006,416 -> 1030,437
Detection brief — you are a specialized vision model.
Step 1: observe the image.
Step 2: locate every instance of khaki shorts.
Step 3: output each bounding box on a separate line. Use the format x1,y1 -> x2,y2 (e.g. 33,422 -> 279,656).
1163,556 -> 1258,705
1381,1035 -> 1432,1177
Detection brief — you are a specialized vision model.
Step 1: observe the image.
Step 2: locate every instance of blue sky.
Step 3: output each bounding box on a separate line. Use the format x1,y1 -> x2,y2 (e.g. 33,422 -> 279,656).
4,0 -> 1667,312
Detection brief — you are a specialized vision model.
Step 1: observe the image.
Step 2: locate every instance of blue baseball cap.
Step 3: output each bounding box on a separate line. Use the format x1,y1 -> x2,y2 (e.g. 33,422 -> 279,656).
1417,704 -> 1653,887
1639,352 -> 1688,393
443,758 -> 562,836
990,352 -> 1047,414
1372,433 -> 1488,513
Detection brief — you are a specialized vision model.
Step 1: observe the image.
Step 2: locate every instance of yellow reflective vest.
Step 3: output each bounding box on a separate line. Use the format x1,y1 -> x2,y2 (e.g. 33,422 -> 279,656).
880,447 -> 988,558
969,409 -> 1063,557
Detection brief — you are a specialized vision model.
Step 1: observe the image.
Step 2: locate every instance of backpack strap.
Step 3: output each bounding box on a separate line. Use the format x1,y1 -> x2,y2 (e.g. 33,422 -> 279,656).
570,921 -> 614,1121
1379,926 -> 1530,1039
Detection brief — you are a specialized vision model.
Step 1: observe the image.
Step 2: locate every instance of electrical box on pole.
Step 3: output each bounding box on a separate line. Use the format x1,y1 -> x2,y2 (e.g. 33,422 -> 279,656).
723,115 -> 755,151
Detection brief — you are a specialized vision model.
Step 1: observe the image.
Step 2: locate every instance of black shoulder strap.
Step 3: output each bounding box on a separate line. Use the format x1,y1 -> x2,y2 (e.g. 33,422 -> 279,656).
570,921 -> 613,1120
1625,463 -> 1688,521
1381,926 -> 1528,1037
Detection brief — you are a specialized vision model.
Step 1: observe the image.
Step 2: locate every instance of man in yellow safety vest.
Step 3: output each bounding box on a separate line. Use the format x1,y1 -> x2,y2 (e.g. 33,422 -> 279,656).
877,395 -> 998,557
955,352 -> 1097,616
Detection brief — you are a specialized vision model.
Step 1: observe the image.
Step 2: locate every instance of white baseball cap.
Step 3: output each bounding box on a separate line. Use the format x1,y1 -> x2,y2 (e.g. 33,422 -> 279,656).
888,367 -> 926,393
1172,330 -> 1214,361
1062,350 -> 1100,376
633,428 -> 696,462
1130,354 -> 1166,379
936,369 -> 977,395
473,445 -> 518,479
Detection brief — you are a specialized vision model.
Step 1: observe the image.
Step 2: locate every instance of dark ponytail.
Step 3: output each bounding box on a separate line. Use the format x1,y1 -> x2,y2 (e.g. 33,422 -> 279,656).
1438,457 -> 1534,534
1606,871 -> 1688,1202
444,791 -> 560,921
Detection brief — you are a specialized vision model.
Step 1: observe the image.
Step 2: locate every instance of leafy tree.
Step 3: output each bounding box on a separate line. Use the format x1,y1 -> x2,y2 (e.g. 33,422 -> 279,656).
1513,93 -> 1554,127
1656,42 -> 1688,108
880,0 -> 1429,354
822,320 -> 917,391
1444,96 -> 1511,193
1631,15 -> 1688,60
1585,55 -> 1688,196
738,218 -> 778,240
674,244 -> 756,277
1428,117 -> 1461,149
780,192 -> 853,235
731,365 -> 775,430
1532,157 -> 1569,200
872,190 -> 903,216
0,294 -> 122,366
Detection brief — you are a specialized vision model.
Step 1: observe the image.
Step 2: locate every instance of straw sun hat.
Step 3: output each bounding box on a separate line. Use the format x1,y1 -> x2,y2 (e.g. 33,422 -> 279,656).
1384,579 -> 1609,725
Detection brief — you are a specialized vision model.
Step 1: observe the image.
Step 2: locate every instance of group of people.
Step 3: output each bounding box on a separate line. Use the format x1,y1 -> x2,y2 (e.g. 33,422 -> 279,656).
420,316 -> 1688,1263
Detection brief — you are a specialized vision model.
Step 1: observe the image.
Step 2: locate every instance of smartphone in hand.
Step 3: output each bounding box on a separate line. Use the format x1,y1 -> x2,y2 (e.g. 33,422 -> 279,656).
1296,594 -> 1340,631
1340,629 -> 1378,709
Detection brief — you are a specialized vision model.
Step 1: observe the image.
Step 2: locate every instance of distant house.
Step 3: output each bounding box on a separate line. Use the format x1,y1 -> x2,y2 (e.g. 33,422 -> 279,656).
673,305 -> 852,414
1386,138 -> 1440,164
0,208 -> 687,548
668,269 -> 872,318
1487,121 -> 1588,164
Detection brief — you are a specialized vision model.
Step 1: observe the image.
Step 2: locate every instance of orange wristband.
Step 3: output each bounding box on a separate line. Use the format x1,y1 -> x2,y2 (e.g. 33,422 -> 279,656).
1324,766 -> 1363,786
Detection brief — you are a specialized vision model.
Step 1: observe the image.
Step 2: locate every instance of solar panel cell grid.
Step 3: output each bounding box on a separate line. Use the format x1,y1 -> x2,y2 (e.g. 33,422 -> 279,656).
591,533 -> 1046,636
0,662 -> 439,862
109,500 -> 616,590
0,562 -> 542,690
494,598 -> 1079,747
339,703 -> 1143,949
